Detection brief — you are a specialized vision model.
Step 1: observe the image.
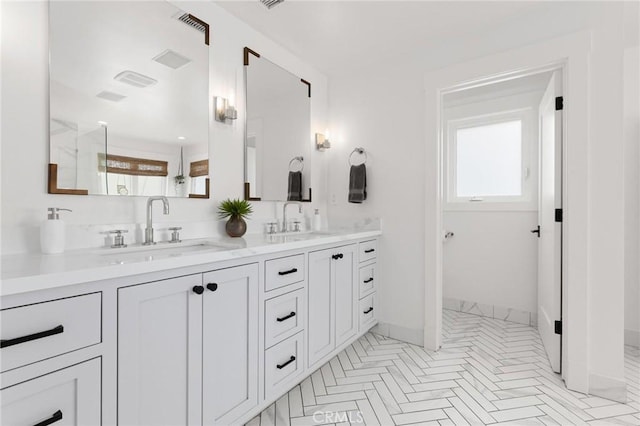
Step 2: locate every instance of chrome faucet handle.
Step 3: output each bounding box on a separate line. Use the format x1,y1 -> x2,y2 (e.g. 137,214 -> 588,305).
266,222 -> 278,235
293,220 -> 301,232
108,229 -> 128,248
168,227 -> 182,243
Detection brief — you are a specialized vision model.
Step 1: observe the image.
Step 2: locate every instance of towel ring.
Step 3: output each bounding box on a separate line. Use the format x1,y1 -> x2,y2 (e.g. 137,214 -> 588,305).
288,156 -> 304,172
349,148 -> 367,166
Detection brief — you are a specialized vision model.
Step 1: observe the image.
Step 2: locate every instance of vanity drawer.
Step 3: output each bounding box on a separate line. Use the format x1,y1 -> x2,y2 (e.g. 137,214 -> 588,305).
359,240 -> 377,263
264,331 -> 304,400
265,288 -> 305,349
265,254 -> 305,291
1,357 -> 101,426
359,263 -> 376,298
359,293 -> 377,330
1,293 -> 101,372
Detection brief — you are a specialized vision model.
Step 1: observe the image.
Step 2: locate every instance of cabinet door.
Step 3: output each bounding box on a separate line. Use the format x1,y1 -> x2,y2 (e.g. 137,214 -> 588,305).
308,248 -> 335,367
118,275 -> 203,426
1,357 -> 100,426
202,263 -> 259,425
334,244 -> 358,347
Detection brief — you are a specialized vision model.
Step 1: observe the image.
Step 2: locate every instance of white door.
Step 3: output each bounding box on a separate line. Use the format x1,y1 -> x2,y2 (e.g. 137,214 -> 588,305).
118,275 -> 203,426
308,248 -> 335,367
537,71 -> 563,373
202,263 -> 259,425
334,244 -> 358,347
1,358 -> 101,426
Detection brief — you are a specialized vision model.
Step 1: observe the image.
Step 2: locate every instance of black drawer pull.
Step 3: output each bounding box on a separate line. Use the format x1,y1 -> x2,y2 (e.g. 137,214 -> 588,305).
276,355 -> 296,369
192,285 -> 204,295
363,278 -> 374,283
1,325 -> 64,349
364,307 -> 374,314
364,248 -> 375,253
278,268 -> 298,276
33,410 -> 63,426
206,283 -> 218,292
332,253 -> 344,260
276,311 -> 296,322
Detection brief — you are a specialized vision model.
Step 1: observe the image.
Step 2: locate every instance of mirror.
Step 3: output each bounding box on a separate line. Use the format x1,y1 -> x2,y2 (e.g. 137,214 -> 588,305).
244,48 -> 312,202
49,1 -> 210,198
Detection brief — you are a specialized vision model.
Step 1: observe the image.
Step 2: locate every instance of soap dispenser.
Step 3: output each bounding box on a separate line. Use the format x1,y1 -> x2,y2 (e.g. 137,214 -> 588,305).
40,207 -> 72,254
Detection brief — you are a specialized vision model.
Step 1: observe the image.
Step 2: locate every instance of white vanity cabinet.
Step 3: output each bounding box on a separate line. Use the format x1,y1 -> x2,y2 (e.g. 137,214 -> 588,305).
0,292 -> 103,426
118,274 -> 204,426
307,244 -> 358,368
117,263 -> 259,426
1,357 -> 101,426
1,231 -> 380,426
202,264 -> 259,425
358,240 -> 378,330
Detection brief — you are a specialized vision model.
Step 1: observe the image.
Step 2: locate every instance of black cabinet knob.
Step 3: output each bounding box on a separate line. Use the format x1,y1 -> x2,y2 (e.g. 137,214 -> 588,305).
332,253 -> 344,260
207,283 -> 218,292
192,285 -> 204,295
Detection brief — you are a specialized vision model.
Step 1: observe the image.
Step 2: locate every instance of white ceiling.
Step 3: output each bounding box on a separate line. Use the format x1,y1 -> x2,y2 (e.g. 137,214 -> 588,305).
215,1 -> 603,77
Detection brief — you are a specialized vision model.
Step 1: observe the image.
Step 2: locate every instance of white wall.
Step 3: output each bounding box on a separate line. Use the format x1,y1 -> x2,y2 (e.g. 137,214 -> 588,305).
0,0 -> 328,255
443,211 -> 538,314
624,45 -> 640,347
327,1 -> 630,397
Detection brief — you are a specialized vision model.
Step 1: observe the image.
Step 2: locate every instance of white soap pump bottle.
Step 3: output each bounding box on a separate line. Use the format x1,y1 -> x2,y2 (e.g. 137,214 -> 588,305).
40,207 -> 72,254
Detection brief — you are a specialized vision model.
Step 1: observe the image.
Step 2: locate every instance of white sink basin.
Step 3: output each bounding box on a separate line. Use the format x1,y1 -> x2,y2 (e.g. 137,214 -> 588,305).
96,240 -> 232,264
265,231 -> 335,243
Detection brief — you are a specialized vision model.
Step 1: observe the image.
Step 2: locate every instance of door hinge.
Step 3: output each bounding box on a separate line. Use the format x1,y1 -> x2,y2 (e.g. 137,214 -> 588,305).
555,96 -> 564,111
554,320 -> 562,335
555,208 -> 563,223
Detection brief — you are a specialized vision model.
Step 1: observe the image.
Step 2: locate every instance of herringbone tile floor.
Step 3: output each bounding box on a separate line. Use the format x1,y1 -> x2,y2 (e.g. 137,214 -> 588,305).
248,310 -> 640,425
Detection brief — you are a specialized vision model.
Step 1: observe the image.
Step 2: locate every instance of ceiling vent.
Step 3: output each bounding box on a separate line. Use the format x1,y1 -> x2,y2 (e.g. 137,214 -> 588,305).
177,13 -> 206,33
153,49 -> 192,70
260,0 -> 284,9
113,71 -> 157,88
96,90 -> 127,102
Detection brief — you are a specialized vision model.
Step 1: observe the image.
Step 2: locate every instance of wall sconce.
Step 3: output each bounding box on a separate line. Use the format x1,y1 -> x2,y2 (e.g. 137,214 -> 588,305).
214,96 -> 237,123
315,133 -> 331,151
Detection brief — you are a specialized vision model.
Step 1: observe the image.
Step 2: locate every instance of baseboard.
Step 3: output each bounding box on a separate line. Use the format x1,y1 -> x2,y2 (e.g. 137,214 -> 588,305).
625,328 -> 640,347
588,373 -> 628,403
372,322 -> 424,346
444,297 -> 537,327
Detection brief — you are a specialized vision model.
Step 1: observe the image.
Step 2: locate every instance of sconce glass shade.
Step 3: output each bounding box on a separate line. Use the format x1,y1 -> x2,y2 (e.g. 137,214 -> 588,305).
215,96 -> 237,123
315,133 -> 331,151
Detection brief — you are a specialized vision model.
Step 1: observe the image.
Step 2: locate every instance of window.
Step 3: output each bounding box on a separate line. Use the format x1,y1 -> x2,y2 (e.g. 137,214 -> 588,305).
446,109 -> 535,209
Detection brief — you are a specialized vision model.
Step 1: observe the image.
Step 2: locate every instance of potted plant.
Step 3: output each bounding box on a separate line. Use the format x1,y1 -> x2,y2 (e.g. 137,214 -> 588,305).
218,198 -> 253,237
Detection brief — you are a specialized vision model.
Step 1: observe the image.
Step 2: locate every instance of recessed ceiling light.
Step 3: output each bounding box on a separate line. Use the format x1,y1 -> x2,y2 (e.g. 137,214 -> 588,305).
96,90 -> 126,102
114,70 -> 157,88
153,49 -> 192,70
178,136 -> 186,140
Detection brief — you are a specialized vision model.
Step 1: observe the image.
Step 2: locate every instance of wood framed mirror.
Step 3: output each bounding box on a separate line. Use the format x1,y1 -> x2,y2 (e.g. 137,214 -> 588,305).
48,1 -> 210,198
244,47 -> 312,202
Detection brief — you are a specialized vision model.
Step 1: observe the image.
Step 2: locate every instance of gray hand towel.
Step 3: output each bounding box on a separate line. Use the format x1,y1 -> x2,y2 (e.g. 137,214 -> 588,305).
348,164 -> 367,203
287,171 -> 302,201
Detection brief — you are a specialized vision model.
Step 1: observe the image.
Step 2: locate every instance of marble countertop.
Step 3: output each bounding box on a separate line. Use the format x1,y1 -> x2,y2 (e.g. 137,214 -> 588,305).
1,228 -> 381,297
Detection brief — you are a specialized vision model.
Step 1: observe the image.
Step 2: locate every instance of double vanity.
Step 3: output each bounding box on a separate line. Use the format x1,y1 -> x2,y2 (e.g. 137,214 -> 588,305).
0,229 -> 380,425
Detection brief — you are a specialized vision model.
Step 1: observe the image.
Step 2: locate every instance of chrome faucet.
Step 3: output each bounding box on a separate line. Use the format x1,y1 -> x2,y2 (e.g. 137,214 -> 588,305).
282,201 -> 302,232
143,196 -> 170,245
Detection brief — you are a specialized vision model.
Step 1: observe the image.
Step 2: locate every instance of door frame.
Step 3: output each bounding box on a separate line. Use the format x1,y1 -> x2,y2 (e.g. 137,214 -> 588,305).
423,31 -> 591,394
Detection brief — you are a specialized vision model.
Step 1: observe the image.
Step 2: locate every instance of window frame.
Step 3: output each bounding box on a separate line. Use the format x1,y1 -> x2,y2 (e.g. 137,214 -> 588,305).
445,108 -> 537,211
